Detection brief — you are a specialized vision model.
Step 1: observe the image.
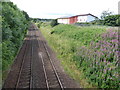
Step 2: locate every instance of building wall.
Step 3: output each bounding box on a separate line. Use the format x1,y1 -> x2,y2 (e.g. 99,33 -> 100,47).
58,15 -> 97,24
77,16 -> 87,22
69,16 -> 78,24
86,15 -> 96,22
57,18 -> 69,24
77,15 -> 96,23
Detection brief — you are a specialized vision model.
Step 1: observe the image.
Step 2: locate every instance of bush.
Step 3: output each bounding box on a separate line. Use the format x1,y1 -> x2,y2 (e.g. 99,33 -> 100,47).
91,20 -> 105,25
50,19 -> 58,27
74,22 -> 91,26
116,17 -> 120,26
104,15 -> 120,26
91,15 -> 120,26
2,2 -> 29,73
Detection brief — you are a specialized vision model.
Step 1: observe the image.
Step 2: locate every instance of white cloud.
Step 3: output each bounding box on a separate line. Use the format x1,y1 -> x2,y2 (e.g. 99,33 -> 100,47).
10,0 -> 119,19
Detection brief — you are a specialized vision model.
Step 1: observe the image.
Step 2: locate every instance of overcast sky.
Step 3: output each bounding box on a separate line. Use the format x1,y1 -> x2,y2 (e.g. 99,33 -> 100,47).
10,0 -> 119,19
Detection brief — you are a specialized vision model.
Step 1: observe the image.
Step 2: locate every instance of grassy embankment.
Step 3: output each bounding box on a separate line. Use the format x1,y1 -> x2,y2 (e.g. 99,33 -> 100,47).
38,22 -> 108,88
38,22 -> 119,88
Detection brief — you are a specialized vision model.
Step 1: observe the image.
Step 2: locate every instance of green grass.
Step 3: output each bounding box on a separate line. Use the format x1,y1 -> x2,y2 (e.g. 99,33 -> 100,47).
39,23 -> 107,88
51,24 -> 107,46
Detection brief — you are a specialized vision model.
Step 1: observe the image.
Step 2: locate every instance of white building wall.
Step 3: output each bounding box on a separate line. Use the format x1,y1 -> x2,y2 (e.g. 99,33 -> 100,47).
77,16 -> 88,23
86,15 -> 96,22
57,19 -> 69,24
77,15 -> 96,23
57,19 -> 63,23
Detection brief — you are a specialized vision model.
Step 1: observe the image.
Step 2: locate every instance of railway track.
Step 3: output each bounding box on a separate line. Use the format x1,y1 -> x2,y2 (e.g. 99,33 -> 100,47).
35,29 -> 64,89
3,24 -> 64,89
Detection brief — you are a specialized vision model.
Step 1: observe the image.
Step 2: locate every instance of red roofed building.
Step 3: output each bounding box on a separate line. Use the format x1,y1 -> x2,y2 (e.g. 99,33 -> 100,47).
57,13 -> 98,24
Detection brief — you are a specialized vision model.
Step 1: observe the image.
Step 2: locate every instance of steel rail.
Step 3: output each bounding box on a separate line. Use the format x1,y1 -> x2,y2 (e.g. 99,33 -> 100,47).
36,28 -> 64,89
30,30 -> 33,89
42,41 -> 64,90
15,31 -> 31,89
34,29 -> 49,89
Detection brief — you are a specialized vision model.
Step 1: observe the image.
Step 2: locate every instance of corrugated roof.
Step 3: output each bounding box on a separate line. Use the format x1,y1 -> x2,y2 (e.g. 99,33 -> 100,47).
76,13 -> 98,18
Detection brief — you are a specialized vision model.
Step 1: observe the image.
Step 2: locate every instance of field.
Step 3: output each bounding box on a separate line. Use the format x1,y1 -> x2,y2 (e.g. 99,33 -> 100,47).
38,23 -> 119,88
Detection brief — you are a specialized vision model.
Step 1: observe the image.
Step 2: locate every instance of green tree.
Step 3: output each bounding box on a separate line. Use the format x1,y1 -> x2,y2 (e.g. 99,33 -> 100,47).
104,15 -> 120,26
22,11 -> 30,21
101,10 -> 113,20
2,1 -> 29,74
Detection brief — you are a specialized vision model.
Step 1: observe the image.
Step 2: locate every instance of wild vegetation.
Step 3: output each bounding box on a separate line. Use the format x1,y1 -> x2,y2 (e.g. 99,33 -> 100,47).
75,10 -> 120,27
50,19 -> 58,27
75,29 -> 119,88
39,22 -> 119,88
1,0 -> 119,88
1,1 -> 29,80
91,15 -> 120,26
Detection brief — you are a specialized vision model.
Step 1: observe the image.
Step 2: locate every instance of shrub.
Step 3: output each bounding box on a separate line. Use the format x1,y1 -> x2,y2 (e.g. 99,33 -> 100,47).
50,19 -> 58,27
116,17 -> 120,26
91,14 -> 120,26
104,15 -> 120,26
2,2 -> 29,73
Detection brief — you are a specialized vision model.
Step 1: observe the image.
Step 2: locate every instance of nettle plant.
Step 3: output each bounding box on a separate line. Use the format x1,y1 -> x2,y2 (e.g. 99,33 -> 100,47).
76,28 -> 119,88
